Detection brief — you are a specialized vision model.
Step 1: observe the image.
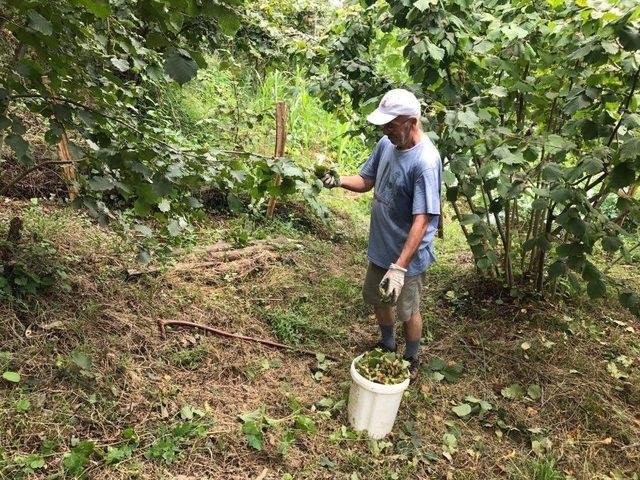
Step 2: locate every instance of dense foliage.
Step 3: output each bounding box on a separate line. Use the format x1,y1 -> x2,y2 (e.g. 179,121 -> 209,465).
318,0 -> 640,313
0,0 -> 332,258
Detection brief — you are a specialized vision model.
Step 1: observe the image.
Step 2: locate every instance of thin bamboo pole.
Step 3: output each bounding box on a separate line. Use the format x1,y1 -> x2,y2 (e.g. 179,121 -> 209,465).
266,101 -> 288,219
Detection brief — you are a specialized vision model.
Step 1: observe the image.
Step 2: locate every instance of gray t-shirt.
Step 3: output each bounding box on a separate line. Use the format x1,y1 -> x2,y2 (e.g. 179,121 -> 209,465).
359,135 -> 442,276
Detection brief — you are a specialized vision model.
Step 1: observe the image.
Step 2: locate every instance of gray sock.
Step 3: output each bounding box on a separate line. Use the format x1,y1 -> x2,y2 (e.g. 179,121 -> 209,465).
404,340 -> 420,360
379,324 -> 396,350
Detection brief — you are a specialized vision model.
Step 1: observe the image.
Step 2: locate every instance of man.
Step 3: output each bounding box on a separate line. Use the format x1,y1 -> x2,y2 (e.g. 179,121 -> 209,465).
321,88 -> 442,375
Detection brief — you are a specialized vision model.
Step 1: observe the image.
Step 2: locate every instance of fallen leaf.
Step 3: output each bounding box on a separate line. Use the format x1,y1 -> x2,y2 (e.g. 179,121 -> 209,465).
500,449 -> 516,460
520,341 -> 531,350
527,407 -> 539,415
600,437 -> 612,445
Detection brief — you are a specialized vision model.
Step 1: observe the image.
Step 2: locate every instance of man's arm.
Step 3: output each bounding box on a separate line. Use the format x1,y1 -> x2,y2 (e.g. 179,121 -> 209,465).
339,174 -> 374,193
395,214 -> 430,269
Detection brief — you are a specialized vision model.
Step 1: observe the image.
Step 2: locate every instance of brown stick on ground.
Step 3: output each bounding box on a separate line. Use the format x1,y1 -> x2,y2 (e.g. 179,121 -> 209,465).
158,319 -> 340,362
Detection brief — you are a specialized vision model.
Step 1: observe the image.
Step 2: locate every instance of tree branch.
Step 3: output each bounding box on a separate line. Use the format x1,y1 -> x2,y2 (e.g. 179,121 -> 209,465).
0,161 -> 75,196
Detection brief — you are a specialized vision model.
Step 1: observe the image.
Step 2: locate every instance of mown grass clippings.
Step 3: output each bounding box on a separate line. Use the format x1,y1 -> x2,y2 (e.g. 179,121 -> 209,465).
1,198 -> 639,479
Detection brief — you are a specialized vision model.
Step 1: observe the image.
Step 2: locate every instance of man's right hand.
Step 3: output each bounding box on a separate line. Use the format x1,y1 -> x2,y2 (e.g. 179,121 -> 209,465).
321,173 -> 341,189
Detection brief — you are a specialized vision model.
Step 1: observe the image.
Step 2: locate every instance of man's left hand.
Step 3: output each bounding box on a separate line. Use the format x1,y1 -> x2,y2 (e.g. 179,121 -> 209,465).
379,263 -> 407,303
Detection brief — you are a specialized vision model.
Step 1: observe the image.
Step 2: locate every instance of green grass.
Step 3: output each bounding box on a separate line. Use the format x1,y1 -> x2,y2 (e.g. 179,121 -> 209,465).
168,344 -> 210,370
508,457 -> 564,480
157,58 -> 370,173
263,306 -> 331,346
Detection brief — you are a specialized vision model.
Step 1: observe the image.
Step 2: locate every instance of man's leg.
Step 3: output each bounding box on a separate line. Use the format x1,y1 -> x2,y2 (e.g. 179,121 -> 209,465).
396,273 -> 424,361
403,311 -> 422,360
374,305 -> 396,351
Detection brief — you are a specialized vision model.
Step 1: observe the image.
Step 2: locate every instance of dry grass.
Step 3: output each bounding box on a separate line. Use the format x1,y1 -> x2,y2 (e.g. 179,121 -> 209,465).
1,199 -> 639,480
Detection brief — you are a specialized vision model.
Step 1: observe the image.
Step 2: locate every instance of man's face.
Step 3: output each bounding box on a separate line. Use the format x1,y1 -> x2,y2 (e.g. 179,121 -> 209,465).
382,116 -> 414,147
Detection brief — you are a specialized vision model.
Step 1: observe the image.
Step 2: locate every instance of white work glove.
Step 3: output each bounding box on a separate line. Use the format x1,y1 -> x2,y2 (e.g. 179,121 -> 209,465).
321,173 -> 341,189
379,263 -> 407,303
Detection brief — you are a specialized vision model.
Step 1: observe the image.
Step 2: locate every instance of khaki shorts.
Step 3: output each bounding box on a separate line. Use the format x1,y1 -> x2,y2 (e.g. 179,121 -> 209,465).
362,262 -> 426,323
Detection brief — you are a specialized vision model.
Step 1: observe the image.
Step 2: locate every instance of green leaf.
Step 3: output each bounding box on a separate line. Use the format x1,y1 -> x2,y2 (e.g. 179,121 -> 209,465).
602,236 -> 622,252
294,414 -> 317,434
458,109 -> 479,129
610,162 -> 635,189
619,291 -> 639,310
2,371 -> 20,383
429,358 -> 447,371
137,250 -> 151,265
167,220 -> 181,237
163,51 -> 198,85
587,279 -> 606,299
278,430 -> 295,456
442,363 -> 463,382
414,0 -> 437,11
451,403 -> 472,417
28,11 -> 53,36
550,188 -> 573,203
70,351 -> 92,370
527,384 -> 542,400
88,176 -> 114,191
501,383 -> 525,399
548,260 -> 566,278
319,456 -> 336,468
617,25 -> 640,51
425,39 -> 445,61
134,225 -> 153,237
5,134 -> 29,158
105,444 -> 134,464
488,85 -> 508,97
545,134 -> 574,154
581,120 -> 599,140
541,164 -> 564,181
582,261 -> 600,282
460,213 -> 481,225
227,192 -> 244,213
427,370 -> 445,381
110,57 -> 129,72
442,170 -> 456,186
63,441 -> 95,475
446,185 -> 459,202
620,138 -> 640,160
77,0 -> 111,18
158,199 -> 171,212
28,456 -> 45,469
501,24 -> 528,40
247,432 -> 264,450
545,0 -> 564,8
442,432 -> 458,449
211,6 -> 242,36
16,398 -> 31,411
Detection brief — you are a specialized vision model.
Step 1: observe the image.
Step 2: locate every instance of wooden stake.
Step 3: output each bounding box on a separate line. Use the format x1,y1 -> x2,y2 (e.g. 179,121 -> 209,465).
56,131 -> 79,200
266,101 -> 288,219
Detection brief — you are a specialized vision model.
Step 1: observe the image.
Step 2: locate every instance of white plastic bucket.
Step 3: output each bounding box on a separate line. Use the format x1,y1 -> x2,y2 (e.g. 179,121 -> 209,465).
347,354 -> 410,439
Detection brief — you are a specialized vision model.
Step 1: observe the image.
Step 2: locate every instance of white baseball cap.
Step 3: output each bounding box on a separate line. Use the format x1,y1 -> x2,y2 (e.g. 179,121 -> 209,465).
366,88 -> 421,125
